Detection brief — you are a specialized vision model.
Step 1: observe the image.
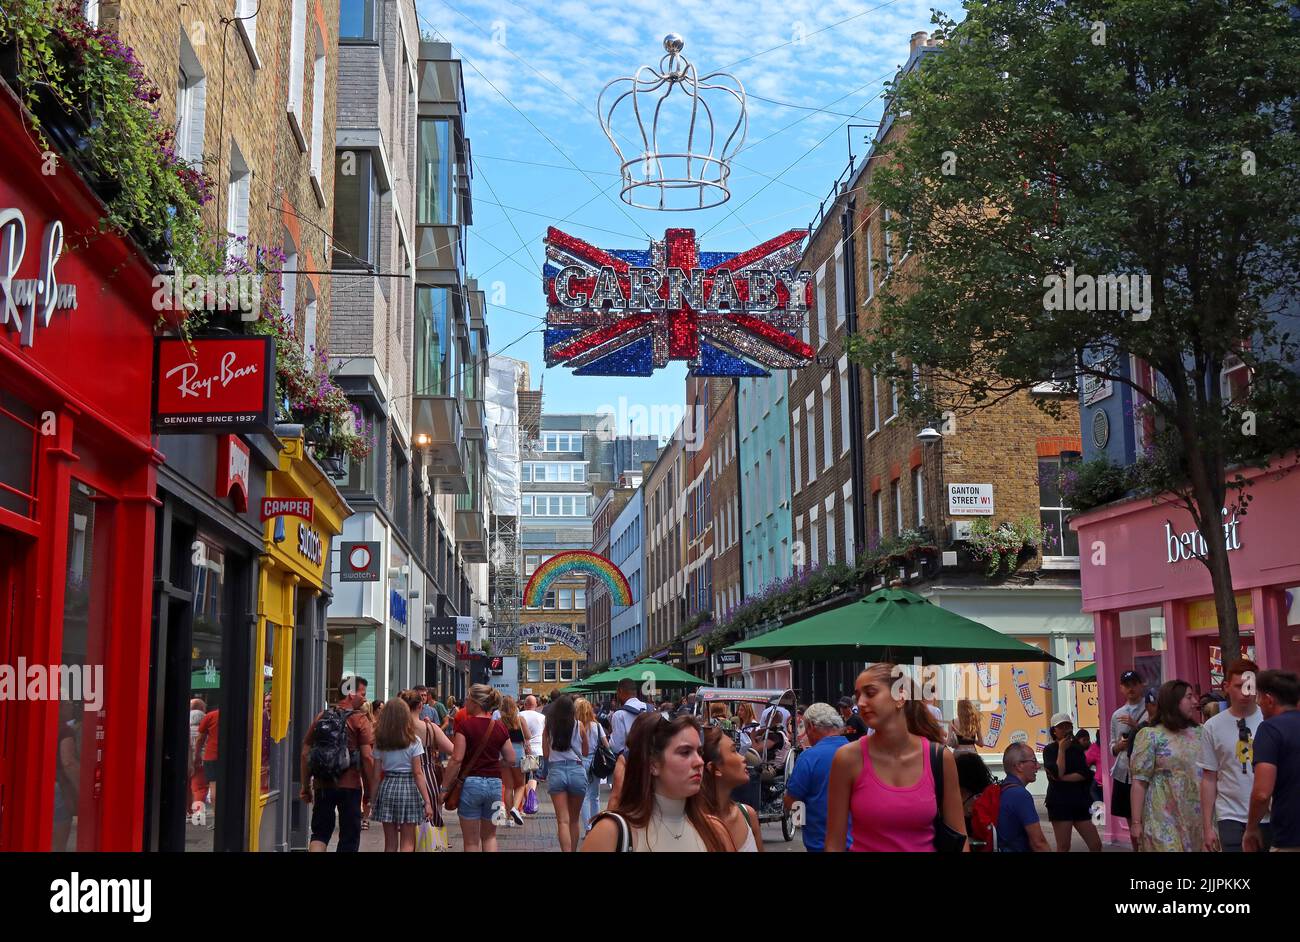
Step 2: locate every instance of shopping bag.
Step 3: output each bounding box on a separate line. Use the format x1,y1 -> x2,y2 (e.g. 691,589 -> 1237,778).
433,825 -> 450,852
416,822 -> 435,853
523,788 -> 538,815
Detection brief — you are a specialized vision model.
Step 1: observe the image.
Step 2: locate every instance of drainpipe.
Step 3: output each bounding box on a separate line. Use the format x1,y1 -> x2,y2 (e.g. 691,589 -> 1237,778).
842,198 -> 867,561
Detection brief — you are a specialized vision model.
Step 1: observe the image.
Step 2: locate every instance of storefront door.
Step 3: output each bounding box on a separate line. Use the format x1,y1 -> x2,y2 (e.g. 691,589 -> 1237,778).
0,527 -> 32,847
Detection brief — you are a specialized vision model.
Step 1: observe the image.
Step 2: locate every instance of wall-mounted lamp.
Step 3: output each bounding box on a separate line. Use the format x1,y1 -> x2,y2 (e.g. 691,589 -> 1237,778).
414,433 -> 432,448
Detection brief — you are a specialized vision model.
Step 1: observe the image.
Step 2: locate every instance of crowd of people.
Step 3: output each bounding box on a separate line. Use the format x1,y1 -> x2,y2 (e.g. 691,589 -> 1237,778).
294,661 -> 1299,853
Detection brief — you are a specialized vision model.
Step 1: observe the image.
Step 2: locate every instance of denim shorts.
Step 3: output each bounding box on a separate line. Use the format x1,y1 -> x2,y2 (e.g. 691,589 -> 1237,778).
546,759 -> 588,797
458,775 -> 503,821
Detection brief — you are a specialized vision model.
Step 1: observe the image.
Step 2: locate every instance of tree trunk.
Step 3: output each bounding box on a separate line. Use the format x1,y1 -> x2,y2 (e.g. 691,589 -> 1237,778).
1184,436 -> 1241,661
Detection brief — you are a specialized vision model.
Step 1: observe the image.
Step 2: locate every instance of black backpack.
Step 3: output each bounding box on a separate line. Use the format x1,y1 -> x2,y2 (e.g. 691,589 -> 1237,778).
307,707 -> 358,781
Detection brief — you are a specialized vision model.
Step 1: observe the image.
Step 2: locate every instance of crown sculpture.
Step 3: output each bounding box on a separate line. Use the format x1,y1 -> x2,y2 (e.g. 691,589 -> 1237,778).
598,34 -> 747,211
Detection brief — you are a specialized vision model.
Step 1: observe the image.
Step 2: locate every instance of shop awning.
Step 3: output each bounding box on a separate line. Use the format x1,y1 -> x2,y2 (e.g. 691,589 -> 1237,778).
728,587 -> 1065,666
1060,663 -> 1096,682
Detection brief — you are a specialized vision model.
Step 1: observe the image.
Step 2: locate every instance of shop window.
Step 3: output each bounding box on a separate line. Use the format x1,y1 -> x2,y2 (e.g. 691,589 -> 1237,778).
1038,456 -> 1080,558
0,390 -> 38,517
543,660 -> 558,682
260,626 -> 277,797
527,660 -> 541,682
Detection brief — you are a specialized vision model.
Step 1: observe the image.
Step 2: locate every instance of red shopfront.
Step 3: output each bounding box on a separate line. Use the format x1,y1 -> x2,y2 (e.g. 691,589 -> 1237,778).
0,91 -> 161,850
1071,452 -> 1300,841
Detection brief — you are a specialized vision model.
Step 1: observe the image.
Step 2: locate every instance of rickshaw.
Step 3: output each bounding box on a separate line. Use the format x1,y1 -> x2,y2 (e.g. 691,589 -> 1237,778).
693,687 -> 800,842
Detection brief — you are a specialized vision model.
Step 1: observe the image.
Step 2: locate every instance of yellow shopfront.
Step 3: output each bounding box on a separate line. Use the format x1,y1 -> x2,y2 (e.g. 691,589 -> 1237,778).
248,432 -> 350,851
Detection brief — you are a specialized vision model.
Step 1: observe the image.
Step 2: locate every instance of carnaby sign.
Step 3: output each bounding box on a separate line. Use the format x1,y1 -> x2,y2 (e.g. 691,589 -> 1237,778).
0,208 -> 79,348
153,337 -> 275,433
260,497 -> 313,523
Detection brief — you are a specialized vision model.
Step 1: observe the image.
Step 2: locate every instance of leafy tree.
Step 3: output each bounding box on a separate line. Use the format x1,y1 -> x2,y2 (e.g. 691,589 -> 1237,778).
847,0 -> 1300,659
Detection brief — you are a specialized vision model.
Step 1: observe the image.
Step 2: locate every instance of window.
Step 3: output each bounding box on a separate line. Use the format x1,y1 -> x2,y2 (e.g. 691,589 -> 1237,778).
892,480 -> 903,536
234,0 -> 259,66
863,227 -> 875,303
558,589 -> 574,610
543,591 -> 557,610
890,355 -> 900,418
882,208 -> 894,272
1038,456 -> 1081,557
417,119 -> 457,224
816,263 -> 828,349
82,0 -> 100,27
839,357 -> 851,455
541,433 -> 583,452
332,150 -> 374,268
1220,353 -> 1251,405
806,394 -> 817,484
834,243 -> 846,326
874,490 -> 883,542
281,238 -> 299,331
871,372 -> 880,431
521,496 -> 533,515
827,508 -> 837,565
575,588 -> 585,610
309,25 -> 326,184
913,466 -> 925,526
176,33 -> 206,165
340,0 -> 375,41
560,661 -> 575,682
413,285 -> 451,394
527,659 -> 541,682
525,554 -> 539,575
287,0 -> 307,144
303,283 -> 318,355
844,492 -> 855,561
822,380 -> 834,471
810,517 -> 820,566
226,141 -> 250,260
792,411 -> 802,491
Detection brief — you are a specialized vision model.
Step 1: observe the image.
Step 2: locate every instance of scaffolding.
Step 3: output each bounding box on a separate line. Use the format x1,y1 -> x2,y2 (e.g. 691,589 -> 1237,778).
488,510 -> 522,654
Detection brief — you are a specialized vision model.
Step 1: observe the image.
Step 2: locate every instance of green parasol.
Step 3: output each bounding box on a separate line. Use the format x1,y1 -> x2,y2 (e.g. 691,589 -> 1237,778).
728,586 -> 1064,665
1059,663 -> 1096,682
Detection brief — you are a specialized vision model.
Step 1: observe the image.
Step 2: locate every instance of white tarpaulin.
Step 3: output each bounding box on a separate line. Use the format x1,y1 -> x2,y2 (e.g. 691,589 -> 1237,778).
486,356 -> 522,515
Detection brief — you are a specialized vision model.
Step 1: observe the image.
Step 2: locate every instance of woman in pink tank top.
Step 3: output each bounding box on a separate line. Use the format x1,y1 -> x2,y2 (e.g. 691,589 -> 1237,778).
824,663 -> 968,852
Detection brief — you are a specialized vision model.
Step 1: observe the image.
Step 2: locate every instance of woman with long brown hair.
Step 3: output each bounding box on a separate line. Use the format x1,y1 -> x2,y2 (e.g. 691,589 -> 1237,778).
825,663 -> 967,852
1130,679 -> 1203,852
950,700 -> 983,755
582,714 -> 732,852
700,726 -> 763,852
399,690 -> 453,838
370,699 -> 436,851
497,695 -> 529,826
574,697 -> 608,833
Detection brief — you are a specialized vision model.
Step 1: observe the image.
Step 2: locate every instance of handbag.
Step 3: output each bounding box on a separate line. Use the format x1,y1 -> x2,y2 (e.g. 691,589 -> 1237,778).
521,753 -> 542,773
589,725 -> 618,781
443,717 -> 501,812
930,741 -> 967,853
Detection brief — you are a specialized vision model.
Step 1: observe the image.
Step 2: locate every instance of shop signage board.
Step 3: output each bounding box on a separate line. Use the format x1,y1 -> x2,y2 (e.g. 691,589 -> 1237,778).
426,616 -> 456,646
0,209 -> 79,348
152,336 -> 275,433
339,541 -> 382,582
948,483 -> 994,516
389,590 -> 408,627
296,524 -> 322,566
215,435 -> 251,512
260,497 -> 314,523
717,651 -> 741,666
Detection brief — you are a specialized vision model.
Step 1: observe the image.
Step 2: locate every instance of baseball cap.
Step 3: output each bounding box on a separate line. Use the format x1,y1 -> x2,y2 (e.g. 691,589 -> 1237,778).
1120,670 -> 1142,685
1049,712 -> 1073,729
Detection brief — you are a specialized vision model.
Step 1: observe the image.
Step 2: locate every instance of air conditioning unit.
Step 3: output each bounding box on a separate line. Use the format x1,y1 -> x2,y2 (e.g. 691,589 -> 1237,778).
949,520 -> 974,543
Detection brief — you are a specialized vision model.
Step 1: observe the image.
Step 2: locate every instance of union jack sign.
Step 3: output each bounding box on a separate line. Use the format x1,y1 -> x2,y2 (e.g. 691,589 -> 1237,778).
543,226 -> 815,376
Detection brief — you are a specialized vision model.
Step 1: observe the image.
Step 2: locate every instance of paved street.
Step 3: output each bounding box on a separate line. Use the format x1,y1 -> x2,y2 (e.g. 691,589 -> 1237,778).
346,781 -> 1127,853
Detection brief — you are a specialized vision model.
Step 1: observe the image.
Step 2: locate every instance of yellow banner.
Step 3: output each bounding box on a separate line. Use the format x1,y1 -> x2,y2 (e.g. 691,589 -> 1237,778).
1186,594 -> 1253,631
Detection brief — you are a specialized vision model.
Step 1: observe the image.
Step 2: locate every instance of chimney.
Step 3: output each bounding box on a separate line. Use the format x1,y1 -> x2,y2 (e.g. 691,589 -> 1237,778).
910,31 -> 929,54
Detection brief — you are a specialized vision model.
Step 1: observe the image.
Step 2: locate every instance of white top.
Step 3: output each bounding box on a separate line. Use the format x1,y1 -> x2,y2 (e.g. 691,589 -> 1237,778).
1197,707 -> 1268,824
759,705 -> 791,730
628,794 -> 711,853
610,697 -> 649,755
519,709 -> 546,756
736,807 -> 758,852
377,739 -> 425,774
550,720 -> 601,763
1110,700 -> 1146,783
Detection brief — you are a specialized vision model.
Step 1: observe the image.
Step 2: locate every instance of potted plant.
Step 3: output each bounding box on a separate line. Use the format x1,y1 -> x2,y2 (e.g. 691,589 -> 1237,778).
965,516 -> 1046,578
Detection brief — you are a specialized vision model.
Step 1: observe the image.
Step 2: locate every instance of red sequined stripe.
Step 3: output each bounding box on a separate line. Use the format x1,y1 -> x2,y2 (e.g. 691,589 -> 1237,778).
706,229 -> 806,273
723,311 -> 815,359
546,227 -> 630,273
552,314 -> 654,359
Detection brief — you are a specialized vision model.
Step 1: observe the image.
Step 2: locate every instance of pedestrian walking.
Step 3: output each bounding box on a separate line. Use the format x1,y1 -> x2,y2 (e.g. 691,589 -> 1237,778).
609,677 -> 652,757
700,725 -> 763,852
401,690 -> 453,841
574,697 -> 608,832
518,694 -> 546,813
1199,659 -> 1270,851
837,696 -> 868,743
300,676 -> 376,853
1130,680 -> 1203,852
824,663 -> 967,852
540,694 -> 600,851
443,684 -> 516,853
955,751 -> 996,842
995,743 -> 1052,852
1043,712 -> 1102,852
784,702 -> 849,852
497,696 -> 529,826
949,700 -> 982,755
582,713 -> 731,852
1246,670 -> 1300,852
1109,670 -> 1147,849
370,699 -> 436,851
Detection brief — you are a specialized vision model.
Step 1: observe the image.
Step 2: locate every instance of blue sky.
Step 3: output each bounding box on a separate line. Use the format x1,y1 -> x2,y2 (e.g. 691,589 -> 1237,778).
412,0 -> 951,437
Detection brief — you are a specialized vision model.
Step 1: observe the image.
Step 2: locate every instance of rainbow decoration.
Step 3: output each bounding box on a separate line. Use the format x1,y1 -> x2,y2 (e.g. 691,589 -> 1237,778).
524,550 -> 632,608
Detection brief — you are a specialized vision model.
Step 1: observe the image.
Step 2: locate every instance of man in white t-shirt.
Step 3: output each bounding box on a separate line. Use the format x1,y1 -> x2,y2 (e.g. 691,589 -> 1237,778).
519,695 -> 546,758
1109,670 -> 1147,849
1199,658 -> 1271,852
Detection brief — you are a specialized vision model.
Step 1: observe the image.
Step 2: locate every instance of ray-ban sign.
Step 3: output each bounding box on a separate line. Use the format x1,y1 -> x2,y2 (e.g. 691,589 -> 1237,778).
152,337 -> 275,433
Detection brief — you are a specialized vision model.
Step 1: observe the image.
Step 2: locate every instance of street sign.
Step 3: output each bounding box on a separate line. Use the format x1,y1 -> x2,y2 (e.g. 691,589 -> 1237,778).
947,483 -> 994,516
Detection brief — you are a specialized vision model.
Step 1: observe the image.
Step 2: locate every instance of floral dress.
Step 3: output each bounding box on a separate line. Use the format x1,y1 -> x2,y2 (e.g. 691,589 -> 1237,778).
1130,725 -> 1202,852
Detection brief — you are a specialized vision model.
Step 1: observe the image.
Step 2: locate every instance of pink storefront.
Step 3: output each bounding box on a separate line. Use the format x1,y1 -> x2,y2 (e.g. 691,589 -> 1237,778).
1071,451 -> 1300,841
